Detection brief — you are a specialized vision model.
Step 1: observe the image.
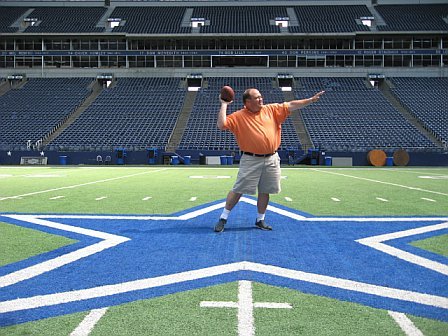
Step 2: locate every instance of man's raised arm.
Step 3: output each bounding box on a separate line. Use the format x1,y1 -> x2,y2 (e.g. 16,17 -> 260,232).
288,91 -> 325,112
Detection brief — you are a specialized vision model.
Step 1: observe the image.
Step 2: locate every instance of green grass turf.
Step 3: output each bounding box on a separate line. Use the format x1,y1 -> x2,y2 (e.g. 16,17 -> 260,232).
0,166 -> 447,216
2,282 -> 447,336
410,234 -> 448,257
0,221 -> 77,266
0,311 -> 87,336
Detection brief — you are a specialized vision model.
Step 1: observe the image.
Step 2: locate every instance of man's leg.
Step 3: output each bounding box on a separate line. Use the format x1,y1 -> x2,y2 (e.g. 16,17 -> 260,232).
225,190 -> 242,211
255,193 -> 272,230
214,191 -> 242,232
257,192 -> 269,214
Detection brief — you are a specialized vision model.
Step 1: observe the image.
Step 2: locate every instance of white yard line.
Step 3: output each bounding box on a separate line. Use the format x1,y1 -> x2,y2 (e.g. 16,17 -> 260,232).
388,311 -> 424,336
331,197 -> 340,202
421,197 -> 436,202
311,169 -> 448,196
0,169 -> 167,201
1,261 -> 447,314
0,215 -> 130,288
200,280 -> 292,336
70,307 -> 108,336
50,196 -> 65,200
376,197 -> 389,202
237,280 -> 255,336
357,222 -> 448,276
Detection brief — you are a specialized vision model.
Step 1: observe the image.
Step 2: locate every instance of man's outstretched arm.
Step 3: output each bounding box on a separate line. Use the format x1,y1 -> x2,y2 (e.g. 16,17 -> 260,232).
288,91 -> 325,112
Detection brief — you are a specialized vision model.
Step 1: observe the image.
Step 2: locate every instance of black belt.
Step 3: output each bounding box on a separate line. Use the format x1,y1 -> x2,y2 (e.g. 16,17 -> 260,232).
242,151 -> 276,157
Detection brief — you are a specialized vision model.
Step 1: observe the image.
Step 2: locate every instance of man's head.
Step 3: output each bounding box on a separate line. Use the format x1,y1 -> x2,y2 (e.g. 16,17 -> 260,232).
243,88 -> 263,113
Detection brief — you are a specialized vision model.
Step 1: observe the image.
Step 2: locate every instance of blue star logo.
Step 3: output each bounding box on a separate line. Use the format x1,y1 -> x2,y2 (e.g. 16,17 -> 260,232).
0,197 -> 447,326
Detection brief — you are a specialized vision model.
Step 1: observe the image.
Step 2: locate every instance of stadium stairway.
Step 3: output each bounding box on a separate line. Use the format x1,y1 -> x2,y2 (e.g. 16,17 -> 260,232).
165,89 -> 197,152
284,90 -> 313,150
41,79 -> 103,148
0,80 -> 11,96
378,80 -> 444,147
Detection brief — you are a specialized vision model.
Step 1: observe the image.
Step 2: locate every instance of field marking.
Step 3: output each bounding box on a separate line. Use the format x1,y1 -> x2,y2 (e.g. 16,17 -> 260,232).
388,311 -> 424,336
142,197 -> 152,201
331,197 -> 340,202
0,168 -> 168,201
201,280 -> 292,336
357,222 -> 448,276
50,196 -> 65,200
1,261 -> 447,315
0,215 -> 130,288
312,169 -> 448,196
24,174 -> 65,178
189,197 -> 197,201
421,197 -> 436,202
418,175 -> 448,179
1,200 -> 447,317
95,197 -> 107,201
376,197 -> 389,202
189,176 -> 231,179
70,307 -> 108,336
284,197 -> 293,202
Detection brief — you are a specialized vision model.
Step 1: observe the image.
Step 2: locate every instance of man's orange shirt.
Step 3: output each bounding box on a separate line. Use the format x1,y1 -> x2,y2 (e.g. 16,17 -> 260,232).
224,102 -> 290,154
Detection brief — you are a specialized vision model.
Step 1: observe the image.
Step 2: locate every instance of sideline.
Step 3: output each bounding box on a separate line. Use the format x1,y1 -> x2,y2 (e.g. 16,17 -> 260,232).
0,168 -> 168,201
311,169 -> 448,196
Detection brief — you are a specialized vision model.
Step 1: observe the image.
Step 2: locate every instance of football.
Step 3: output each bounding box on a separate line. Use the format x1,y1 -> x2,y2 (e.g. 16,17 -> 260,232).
220,85 -> 234,102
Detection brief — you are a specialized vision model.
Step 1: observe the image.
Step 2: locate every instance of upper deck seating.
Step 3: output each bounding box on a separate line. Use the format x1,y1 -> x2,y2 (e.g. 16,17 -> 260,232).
0,7 -> 29,33
289,5 -> 372,33
110,7 -> 190,34
376,4 -> 448,31
24,7 -> 106,33
192,6 -> 285,34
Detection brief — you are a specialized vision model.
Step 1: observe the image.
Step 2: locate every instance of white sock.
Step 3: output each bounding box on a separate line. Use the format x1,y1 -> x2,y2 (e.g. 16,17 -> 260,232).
256,213 -> 265,222
220,208 -> 231,220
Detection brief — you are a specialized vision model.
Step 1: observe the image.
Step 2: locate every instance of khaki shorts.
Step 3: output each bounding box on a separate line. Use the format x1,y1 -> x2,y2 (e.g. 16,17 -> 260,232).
232,152 -> 281,195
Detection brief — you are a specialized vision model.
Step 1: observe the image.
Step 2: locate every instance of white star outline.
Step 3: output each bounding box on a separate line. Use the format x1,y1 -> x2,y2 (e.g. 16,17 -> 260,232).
0,197 -> 447,316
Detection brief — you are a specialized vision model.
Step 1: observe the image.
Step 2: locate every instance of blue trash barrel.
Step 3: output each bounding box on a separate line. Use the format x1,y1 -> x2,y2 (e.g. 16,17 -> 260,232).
227,156 -> 234,165
59,155 -> 68,165
171,156 -> 179,165
184,156 -> 191,165
325,156 -> 332,166
386,157 -> 394,166
220,156 -> 227,165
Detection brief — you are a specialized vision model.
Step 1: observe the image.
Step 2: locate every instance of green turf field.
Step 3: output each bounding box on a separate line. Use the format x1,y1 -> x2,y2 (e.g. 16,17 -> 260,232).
1,166 -> 447,216
0,165 -> 447,335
